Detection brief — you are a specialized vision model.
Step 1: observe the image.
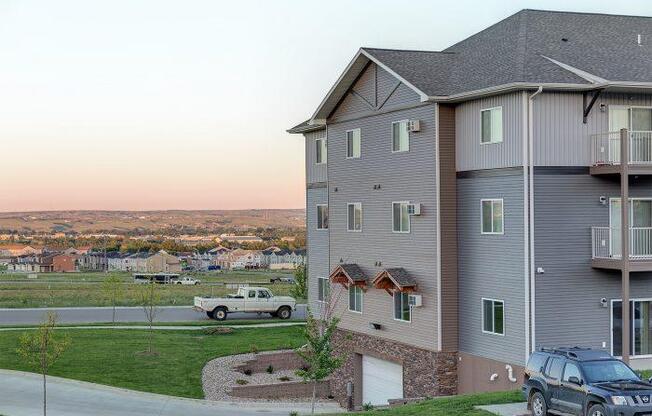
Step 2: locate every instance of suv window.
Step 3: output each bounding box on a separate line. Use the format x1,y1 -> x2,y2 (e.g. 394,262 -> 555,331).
545,357 -> 564,380
563,362 -> 582,383
526,353 -> 548,373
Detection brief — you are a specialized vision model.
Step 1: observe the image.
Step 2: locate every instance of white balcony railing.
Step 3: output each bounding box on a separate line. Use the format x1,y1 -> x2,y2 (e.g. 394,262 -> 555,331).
591,131 -> 652,166
592,226 -> 652,260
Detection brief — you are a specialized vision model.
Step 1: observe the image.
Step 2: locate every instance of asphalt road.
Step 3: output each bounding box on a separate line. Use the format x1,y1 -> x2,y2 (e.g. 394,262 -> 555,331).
0,370 -> 342,416
0,304 -> 307,325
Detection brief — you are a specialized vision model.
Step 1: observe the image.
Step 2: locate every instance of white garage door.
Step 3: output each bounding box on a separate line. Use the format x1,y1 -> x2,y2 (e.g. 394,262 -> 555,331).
362,355 -> 403,406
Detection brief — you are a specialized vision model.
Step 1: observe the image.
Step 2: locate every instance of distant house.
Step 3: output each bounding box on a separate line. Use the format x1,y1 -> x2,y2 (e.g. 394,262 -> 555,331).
146,250 -> 181,273
219,234 -> 263,244
8,253 -> 56,273
263,248 -> 306,270
0,244 -> 41,258
52,254 -> 79,272
216,249 -> 264,270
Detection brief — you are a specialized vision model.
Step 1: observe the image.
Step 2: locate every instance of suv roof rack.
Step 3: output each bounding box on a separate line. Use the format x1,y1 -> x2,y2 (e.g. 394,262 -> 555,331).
539,346 -> 592,359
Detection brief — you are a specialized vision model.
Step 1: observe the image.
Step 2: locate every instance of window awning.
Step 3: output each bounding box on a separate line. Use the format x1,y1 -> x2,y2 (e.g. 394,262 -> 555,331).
329,264 -> 367,289
372,268 -> 417,295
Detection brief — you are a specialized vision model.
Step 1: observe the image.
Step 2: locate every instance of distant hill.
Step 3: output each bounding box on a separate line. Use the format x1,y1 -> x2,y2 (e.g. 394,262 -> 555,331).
0,210 -> 305,234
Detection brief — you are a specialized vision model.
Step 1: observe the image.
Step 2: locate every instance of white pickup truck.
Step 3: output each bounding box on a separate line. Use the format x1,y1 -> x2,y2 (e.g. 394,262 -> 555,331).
194,287 -> 296,321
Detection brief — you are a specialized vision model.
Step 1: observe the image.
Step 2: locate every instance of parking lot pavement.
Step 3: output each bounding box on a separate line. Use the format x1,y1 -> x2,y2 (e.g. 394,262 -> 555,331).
0,369 -> 343,416
0,304 -> 307,325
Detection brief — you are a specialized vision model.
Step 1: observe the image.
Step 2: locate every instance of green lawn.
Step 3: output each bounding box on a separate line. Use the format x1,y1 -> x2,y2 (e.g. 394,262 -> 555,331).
0,326 -> 305,398
334,391 -> 523,416
0,270 -> 300,308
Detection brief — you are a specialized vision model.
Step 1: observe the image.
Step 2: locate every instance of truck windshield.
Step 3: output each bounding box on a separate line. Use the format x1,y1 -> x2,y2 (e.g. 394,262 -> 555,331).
582,360 -> 640,383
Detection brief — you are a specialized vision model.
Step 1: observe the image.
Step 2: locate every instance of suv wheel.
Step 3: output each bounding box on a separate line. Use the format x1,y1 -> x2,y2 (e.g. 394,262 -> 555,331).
530,392 -> 547,416
587,404 -> 606,416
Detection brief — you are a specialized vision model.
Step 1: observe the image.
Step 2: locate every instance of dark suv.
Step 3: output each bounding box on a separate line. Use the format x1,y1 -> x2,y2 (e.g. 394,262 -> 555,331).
523,347 -> 652,416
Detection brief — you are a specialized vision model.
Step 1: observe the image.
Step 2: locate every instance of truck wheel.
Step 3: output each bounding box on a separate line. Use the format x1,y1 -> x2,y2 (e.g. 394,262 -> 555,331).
587,404 -> 606,416
212,307 -> 227,321
530,392 -> 547,416
277,306 -> 292,320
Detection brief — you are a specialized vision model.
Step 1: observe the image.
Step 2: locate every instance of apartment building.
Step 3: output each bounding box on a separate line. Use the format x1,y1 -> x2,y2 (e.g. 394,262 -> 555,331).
288,9 -> 652,407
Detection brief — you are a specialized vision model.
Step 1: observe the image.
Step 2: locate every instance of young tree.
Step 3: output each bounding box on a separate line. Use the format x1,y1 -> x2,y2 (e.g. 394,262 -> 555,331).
296,286 -> 344,414
17,313 -> 70,416
138,281 -> 161,354
291,264 -> 307,299
101,275 -> 125,324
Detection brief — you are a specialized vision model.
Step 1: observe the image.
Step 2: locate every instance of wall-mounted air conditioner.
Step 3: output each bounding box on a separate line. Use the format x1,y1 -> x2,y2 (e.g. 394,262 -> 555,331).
408,294 -> 422,307
407,203 -> 421,216
408,120 -> 420,132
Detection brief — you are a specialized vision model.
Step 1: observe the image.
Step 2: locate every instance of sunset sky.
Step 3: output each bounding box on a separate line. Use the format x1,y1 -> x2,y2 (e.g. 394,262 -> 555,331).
2,0 -> 648,211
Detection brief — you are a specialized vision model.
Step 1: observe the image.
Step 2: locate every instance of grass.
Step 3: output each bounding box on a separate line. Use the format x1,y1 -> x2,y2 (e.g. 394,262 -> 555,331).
0,270 -> 300,308
0,326 -> 305,398
332,391 -> 523,416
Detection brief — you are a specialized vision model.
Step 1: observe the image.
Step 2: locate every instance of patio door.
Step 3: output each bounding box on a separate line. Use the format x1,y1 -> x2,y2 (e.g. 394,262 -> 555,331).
610,199 -> 652,257
609,106 -> 652,163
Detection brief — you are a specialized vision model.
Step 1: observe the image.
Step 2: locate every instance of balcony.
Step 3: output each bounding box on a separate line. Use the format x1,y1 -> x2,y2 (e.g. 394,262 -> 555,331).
590,131 -> 652,175
591,227 -> 652,271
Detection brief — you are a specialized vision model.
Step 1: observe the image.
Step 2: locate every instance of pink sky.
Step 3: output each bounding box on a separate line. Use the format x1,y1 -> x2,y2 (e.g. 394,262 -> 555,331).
2,0 -> 644,211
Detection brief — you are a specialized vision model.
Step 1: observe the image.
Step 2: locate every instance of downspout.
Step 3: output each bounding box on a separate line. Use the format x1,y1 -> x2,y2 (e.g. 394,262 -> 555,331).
435,103 -> 442,351
528,86 -> 543,358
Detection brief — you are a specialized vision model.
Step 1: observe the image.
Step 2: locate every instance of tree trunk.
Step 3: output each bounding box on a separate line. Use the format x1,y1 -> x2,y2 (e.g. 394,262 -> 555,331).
311,380 -> 317,414
43,371 -> 47,416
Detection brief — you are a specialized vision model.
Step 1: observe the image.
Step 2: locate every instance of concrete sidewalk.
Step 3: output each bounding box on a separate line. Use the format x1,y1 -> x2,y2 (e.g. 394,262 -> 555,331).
0,321 -> 306,332
476,402 -> 528,416
0,369 -> 343,416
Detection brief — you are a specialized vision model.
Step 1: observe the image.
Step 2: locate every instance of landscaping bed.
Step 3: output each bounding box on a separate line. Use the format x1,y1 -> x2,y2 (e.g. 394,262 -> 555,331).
0,326 -> 305,398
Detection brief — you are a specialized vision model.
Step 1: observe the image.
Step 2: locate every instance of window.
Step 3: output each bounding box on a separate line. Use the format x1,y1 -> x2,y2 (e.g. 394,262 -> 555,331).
612,299 -> 652,357
526,353 -> 548,373
316,138 -> 327,164
317,277 -> 330,302
347,203 -> 362,232
481,107 -> 503,144
348,286 -> 363,312
392,202 -> 411,233
481,199 -> 504,234
258,290 -> 270,298
392,120 -> 409,152
317,205 -> 328,230
346,129 -> 361,158
562,362 -> 582,383
393,292 -> 411,321
545,357 -> 563,380
248,290 -> 256,298
482,298 -> 504,335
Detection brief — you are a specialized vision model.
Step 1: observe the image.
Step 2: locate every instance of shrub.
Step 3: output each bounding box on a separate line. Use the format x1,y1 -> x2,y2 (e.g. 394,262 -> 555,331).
362,402 -> 374,411
289,412 -> 299,416
249,344 -> 259,354
278,376 -> 290,382
235,379 -> 248,385
266,364 -> 274,374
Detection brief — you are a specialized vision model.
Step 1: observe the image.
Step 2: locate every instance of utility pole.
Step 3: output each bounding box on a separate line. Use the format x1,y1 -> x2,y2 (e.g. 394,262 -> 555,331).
621,128 -> 631,364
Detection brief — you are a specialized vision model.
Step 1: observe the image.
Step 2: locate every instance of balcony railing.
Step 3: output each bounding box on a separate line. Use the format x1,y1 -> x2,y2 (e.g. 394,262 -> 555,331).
592,227 -> 652,260
591,131 -> 652,166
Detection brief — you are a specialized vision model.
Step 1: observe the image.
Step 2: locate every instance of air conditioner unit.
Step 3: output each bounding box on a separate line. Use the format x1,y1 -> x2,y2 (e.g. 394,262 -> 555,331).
407,203 -> 421,216
408,120 -> 421,132
408,294 -> 422,307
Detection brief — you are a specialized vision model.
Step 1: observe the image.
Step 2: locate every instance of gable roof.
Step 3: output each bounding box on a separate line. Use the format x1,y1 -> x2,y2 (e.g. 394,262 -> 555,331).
290,9 -> 652,130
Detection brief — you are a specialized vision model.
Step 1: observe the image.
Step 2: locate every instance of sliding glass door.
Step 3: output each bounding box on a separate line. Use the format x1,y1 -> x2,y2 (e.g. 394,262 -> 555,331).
613,300 -> 652,357
610,198 -> 652,258
609,106 -> 652,163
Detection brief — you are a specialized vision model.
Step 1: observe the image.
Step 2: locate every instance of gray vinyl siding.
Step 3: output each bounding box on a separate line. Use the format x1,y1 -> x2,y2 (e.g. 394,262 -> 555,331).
534,173 -> 652,353
456,92 -> 525,172
305,129 -> 327,184
327,103 -> 439,351
533,92 -> 652,166
458,172 -> 527,365
306,187 -> 330,317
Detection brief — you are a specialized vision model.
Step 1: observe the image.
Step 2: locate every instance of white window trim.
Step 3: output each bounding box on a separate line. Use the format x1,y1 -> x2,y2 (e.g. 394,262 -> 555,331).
391,120 -> 410,153
317,276 -> 329,303
610,298 -> 652,359
392,201 -> 411,234
393,292 -> 412,323
316,204 -> 328,230
480,106 -> 504,145
315,138 -> 327,165
345,128 -> 361,159
481,198 -> 505,235
348,286 -> 363,313
481,297 -> 505,336
347,202 -> 362,233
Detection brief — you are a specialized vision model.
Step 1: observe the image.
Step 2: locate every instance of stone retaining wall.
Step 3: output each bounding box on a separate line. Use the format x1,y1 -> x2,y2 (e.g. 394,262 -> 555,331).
234,350 -> 307,374
230,380 -> 331,399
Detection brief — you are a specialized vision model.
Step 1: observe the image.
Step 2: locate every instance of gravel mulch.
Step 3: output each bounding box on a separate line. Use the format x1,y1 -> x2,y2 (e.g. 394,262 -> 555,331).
202,350 -> 321,402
